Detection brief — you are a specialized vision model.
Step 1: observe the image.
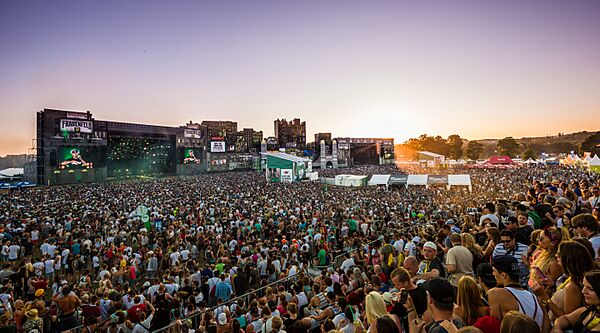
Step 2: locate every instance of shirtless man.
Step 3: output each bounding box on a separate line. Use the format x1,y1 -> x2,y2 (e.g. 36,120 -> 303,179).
51,285 -> 81,331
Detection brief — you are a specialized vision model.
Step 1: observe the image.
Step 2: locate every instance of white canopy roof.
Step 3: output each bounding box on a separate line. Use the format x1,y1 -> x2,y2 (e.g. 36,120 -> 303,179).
407,175 -> 428,186
368,174 -> 391,186
590,155 -> 600,166
0,168 -> 24,177
448,174 -> 472,186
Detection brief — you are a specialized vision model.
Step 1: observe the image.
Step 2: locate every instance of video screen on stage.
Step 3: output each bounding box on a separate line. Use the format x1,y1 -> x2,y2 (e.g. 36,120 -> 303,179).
179,147 -> 202,164
56,146 -> 106,170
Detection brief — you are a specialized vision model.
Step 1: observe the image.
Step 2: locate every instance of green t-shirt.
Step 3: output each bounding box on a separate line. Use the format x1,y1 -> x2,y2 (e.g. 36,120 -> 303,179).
318,249 -> 327,265
348,219 -> 358,232
215,263 -> 225,273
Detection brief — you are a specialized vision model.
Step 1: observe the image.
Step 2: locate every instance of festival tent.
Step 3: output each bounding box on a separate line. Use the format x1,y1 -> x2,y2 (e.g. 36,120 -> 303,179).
427,175 -> 448,185
590,155 -> 600,173
388,174 -> 409,186
407,175 -> 428,186
368,174 -> 391,187
448,175 -> 472,191
0,168 -> 24,179
545,157 -> 560,165
335,175 -> 368,187
483,156 -> 517,165
524,158 -> 536,164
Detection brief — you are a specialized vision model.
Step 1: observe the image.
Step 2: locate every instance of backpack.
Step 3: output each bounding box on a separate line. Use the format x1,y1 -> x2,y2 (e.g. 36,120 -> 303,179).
209,278 -> 219,297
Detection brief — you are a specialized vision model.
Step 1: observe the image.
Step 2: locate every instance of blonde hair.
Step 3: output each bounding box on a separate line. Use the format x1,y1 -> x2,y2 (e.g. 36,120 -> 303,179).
500,310 -> 539,333
457,276 -> 484,325
537,227 -> 570,274
461,233 -> 482,254
364,291 -> 388,325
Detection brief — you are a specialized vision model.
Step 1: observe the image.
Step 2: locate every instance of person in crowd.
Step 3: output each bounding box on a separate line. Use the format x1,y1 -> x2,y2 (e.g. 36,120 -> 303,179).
529,227 -> 567,295
539,240 -> 598,320
551,270 -> 600,332
499,310 -> 540,333
572,214 -> 600,258
0,164 -> 596,333
445,233 -> 473,288
488,255 -> 550,332
493,230 -> 530,287
453,276 -> 487,327
407,277 -> 464,333
412,242 -> 446,284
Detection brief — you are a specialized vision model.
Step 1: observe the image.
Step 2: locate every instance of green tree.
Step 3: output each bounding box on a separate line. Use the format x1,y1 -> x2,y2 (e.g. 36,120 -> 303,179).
446,134 -> 463,160
581,132 -> 600,155
522,146 -> 538,160
403,134 -> 450,157
497,137 -> 521,158
465,141 -> 484,160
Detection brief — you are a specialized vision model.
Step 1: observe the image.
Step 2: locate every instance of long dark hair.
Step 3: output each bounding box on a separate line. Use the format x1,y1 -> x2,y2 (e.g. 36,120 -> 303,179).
560,241 -> 598,287
376,316 -> 400,333
585,271 -> 600,300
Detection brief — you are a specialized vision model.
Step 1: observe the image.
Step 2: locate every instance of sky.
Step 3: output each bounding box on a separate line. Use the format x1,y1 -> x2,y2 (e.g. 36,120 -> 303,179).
1,0 -> 599,156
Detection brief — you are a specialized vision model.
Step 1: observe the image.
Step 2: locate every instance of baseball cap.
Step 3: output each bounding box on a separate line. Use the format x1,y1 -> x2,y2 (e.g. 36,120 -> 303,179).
445,219 -> 455,225
549,186 -> 558,193
412,236 -> 421,244
492,255 -> 520,277
423,241 -> 437,250
424,277 -> 454,305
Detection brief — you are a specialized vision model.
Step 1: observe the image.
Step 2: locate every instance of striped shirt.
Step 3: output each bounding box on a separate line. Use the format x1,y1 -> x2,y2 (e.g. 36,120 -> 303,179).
493,242 -> 529,265
493,242 -> 530,286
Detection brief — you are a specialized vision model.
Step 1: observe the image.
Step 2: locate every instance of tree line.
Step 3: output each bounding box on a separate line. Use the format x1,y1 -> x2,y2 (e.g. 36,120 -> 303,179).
397,132 -> 600,161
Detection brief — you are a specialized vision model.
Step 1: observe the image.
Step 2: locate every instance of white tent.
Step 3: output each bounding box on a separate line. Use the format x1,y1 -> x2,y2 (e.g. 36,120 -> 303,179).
368,174 -> 391,187
591,155 -> 600,166
525,158 -> 536,164
0,168 -> 24,178
448,174 -> 472,191
335,175 -> 368,187
407,175 -> 428,186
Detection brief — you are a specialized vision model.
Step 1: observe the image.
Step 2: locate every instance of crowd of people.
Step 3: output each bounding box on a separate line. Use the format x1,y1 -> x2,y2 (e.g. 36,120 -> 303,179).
0,164 -> 599,333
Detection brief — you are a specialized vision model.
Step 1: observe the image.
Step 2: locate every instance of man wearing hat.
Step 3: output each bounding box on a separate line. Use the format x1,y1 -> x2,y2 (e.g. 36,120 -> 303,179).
487,255 -> 549,331
22,308 -> 43,333
406,277 -> 463,333
411,242 -> 446,284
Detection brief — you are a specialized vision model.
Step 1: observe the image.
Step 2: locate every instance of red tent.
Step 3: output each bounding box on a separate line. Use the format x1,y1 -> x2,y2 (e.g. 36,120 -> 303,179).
484,156 -> 516,165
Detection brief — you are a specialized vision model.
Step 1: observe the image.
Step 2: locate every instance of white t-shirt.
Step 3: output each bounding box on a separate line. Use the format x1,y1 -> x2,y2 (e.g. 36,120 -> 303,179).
169,252 -> 180,266
44,259 -> 54,273
8,245 -> 20,260
132,314 -> 153,333
33,262 -> 45,276
180,250 -> 190,261
589,234 -> 600,259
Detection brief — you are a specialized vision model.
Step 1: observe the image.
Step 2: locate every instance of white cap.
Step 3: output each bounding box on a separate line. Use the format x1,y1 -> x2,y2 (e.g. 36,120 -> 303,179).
423,241 -> 437,250
218,313 -> 227,325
